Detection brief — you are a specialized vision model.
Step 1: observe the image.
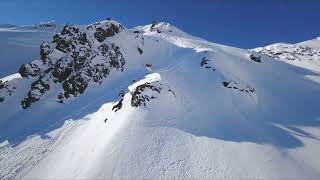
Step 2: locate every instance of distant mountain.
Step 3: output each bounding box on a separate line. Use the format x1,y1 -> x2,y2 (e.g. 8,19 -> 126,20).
0,21 -> 62,77
253,37 -> 320,72
298,36 -> 320,49
0,19 -> 320,179
0,24 -> 16,28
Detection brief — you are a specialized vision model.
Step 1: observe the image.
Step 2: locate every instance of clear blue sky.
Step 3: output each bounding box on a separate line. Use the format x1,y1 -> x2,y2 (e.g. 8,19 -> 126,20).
1,0 -> 319,48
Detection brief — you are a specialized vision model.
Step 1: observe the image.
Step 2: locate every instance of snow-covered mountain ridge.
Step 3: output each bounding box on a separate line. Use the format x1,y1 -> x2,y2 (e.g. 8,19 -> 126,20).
0,21 -> 61,32
253,37 -> 320,72
0,19 -> 320,179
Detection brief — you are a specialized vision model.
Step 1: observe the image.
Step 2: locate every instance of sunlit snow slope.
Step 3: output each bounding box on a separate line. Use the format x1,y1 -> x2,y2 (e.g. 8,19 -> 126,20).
1,20 -> 320,179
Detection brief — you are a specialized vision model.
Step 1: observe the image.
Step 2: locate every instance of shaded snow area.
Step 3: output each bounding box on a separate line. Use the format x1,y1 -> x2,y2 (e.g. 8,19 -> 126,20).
1,20 -> 320,179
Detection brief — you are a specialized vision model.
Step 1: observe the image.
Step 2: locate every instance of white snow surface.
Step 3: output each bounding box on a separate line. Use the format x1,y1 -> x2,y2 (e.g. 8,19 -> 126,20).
1,21 -> 320,179
0,21 -> 61,77
298,37 -> 320,49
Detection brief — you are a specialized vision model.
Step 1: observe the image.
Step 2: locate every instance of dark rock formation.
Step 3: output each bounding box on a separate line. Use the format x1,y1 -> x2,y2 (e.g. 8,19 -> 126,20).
150,21 -> 159,32
40,42 -> 51,62
62,75 -> 88,98
249,54 -> 261,63
21,80 -> 50,109
92,22 -> 124,42
112,90 -> 125,112
15,21 -> 126,108
201,58 -> 210,67
201,58 -> 215,71
131,82 -> 161,107
18,62 -> 41,77
222,80 -> 255,96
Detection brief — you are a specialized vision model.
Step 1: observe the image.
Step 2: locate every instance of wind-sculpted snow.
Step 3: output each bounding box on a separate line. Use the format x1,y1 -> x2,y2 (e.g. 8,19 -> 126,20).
0,20 -> 320,179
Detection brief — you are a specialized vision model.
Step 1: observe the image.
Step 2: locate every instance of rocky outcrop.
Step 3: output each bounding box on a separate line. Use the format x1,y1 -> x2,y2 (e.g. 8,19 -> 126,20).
18,61 -> 42,77
2,20 -> 126,108
0,80 -> 15,103
112,91 -> 125,112
131,82 -> 162,107
88,21 -> 124,42
222,80 -> 255,96
150,21 -> 159,32
249,53 -> 261,63
254,43 -> 320,62
200,57 -> 215,71
40,42 -> 51,62
0,80 -> 7,102
112,80 -> 176,112
21,80 -> 50,109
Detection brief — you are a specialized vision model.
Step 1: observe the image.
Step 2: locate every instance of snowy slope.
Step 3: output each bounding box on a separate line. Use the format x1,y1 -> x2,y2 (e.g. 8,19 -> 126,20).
298,37 -> 320,49
0,21 -> 61,77
254,37 -> 320,72
1,20 -> 320,179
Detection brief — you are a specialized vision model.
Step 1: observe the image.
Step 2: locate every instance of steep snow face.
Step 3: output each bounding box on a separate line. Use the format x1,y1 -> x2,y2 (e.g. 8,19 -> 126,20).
1,20 -> 320,179
0,21 -> 62,77
254,38 -> 320,72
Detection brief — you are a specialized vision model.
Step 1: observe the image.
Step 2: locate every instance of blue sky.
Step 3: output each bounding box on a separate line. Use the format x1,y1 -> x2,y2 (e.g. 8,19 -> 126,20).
0,0 -> 319,48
